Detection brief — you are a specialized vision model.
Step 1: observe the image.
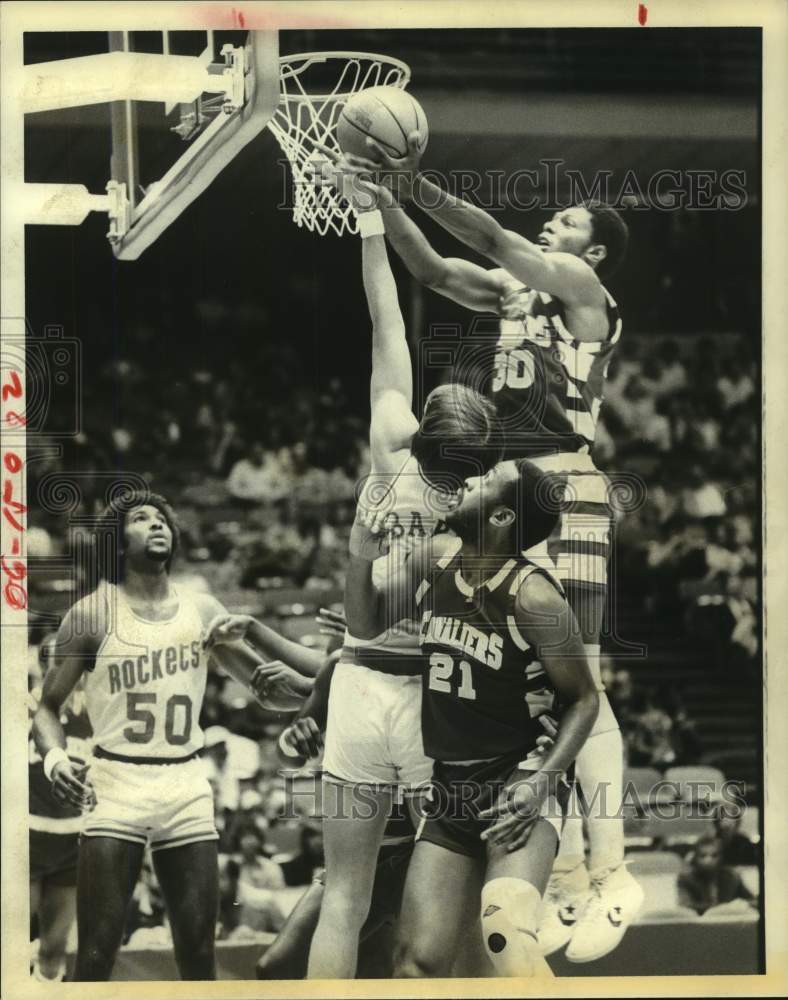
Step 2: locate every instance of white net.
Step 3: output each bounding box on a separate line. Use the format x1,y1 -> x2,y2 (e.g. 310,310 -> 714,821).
266,52 -> 411,236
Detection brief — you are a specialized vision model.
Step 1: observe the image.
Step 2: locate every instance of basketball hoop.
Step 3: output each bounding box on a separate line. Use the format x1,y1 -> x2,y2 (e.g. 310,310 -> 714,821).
267,52 -> 411,236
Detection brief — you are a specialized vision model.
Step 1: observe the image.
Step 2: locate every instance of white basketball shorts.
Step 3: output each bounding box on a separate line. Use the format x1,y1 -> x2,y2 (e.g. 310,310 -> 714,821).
81,754 -> 218,851
322,661 -> 432,788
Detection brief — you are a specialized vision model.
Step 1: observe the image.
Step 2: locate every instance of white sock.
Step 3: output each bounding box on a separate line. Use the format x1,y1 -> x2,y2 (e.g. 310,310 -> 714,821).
554,782 -> 585,870
577,720 -> 625,872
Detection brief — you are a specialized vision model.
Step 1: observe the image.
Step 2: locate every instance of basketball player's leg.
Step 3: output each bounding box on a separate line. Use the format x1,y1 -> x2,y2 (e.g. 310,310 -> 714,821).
307,779 -> 393,979
36,877 -> 77,981
30,877 -> 42,936
72,835 -> 146,980
152,839 -> 219,979
393,840 -> 480,978
553,478 -> 642,961
256,877 -> 324,979
482,818 -> 559,977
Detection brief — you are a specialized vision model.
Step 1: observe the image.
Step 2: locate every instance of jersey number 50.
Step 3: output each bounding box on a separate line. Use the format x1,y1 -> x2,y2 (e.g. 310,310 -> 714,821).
428,652 -> 477,700
124,692 -> 193,746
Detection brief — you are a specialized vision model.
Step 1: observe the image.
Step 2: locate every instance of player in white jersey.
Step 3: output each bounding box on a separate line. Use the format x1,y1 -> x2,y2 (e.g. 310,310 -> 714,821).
334,142 -> 643,962
32,491 -> 285,981
302,181 -> 502,979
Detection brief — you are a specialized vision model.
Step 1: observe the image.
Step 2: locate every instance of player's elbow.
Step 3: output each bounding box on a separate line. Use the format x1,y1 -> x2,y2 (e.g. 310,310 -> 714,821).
576,686 -> 600,733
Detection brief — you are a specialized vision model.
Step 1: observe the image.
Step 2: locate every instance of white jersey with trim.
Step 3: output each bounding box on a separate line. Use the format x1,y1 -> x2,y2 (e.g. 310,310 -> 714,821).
84,583 -> 209,758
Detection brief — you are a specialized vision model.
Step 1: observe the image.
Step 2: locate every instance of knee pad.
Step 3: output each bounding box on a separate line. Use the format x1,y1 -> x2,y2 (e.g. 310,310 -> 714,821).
480,878 -> 541,966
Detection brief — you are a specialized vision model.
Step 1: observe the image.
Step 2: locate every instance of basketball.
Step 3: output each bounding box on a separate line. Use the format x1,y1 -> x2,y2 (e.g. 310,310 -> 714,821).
337,86 -> 429,161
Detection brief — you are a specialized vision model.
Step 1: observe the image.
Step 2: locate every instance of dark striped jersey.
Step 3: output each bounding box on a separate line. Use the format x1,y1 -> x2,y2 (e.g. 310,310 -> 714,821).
416,537 -> 563,763
491,279 -> 622,459
29,683 -> 92,824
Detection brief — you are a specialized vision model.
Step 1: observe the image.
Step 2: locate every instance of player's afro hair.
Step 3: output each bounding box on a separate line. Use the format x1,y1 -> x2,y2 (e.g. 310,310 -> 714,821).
579,202 -> 629,278
411,383 -> 504,493
94,490 -> 180,583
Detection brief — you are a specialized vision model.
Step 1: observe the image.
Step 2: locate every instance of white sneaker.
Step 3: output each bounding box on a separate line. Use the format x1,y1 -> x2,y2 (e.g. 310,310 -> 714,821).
565,862 -> 644,963
537,863 -> 591,956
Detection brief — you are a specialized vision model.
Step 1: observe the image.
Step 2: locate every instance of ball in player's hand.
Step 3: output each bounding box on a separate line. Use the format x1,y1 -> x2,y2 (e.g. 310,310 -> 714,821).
337,86 -> 428,162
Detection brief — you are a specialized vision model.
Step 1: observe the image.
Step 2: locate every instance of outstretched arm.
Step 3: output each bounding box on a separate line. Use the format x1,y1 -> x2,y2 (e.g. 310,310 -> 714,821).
203,612 -> 326,679
356,137 -> 603,311
361,226 -> 419,471
195,594 -> 310,710
377,194 -> 507,312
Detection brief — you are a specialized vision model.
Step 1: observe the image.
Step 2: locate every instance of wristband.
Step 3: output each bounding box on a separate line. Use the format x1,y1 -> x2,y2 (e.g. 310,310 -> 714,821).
278,729 -> 301,759
357,209 -> 385,239
43,747 -> 70,782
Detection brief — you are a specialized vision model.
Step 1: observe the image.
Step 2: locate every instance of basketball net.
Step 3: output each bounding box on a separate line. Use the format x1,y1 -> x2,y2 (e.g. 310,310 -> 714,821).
267,52 -> 411,236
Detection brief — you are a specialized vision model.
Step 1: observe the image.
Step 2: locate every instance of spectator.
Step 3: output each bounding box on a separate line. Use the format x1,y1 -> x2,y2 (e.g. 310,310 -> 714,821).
202,726 -> 240,813
717,357 -> 755,411
278,818 -> 325,886
677,834 -> 757,915
680,465 -> 727,519
238,831 -> 285,891
227,442 -> 287,504
712,805 -> 758,867
626,689 -> 677,768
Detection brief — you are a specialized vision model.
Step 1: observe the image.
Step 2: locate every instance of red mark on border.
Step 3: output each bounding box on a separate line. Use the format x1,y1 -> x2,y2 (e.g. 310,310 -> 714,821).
638,4 -> 648,25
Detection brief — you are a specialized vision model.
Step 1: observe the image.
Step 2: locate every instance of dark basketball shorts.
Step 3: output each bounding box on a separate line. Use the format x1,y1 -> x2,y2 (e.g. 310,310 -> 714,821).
29,829 -> 79,886
414,748 -> 573,860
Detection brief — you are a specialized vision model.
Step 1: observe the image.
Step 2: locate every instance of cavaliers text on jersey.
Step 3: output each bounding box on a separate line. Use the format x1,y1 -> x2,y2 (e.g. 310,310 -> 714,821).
416,537 -> 563,762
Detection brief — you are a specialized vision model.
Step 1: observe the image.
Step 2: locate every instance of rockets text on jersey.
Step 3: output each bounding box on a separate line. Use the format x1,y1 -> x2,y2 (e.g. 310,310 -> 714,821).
83,583 -> 209,759
492,279 -> 622,460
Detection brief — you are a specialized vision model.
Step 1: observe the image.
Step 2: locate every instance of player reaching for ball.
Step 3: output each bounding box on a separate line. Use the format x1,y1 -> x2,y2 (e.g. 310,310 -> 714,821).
345,459 -> 599,978
290,172 -> 502,979
329,122 -> 643,962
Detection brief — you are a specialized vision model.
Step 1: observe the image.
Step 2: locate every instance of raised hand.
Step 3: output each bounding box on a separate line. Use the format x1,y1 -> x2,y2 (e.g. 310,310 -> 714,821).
363,131 -> 425,202
349,503 -> 391,561
310,143 -> 394,212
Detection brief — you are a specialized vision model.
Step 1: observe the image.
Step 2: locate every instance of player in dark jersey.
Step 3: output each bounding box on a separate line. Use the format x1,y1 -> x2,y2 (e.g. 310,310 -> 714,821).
345,459 -> 599,978
29,635 -> 93,982
335,145 -> 642,962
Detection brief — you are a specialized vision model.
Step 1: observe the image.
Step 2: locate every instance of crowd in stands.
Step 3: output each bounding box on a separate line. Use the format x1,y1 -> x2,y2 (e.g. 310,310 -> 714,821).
26,317 -> 761,948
